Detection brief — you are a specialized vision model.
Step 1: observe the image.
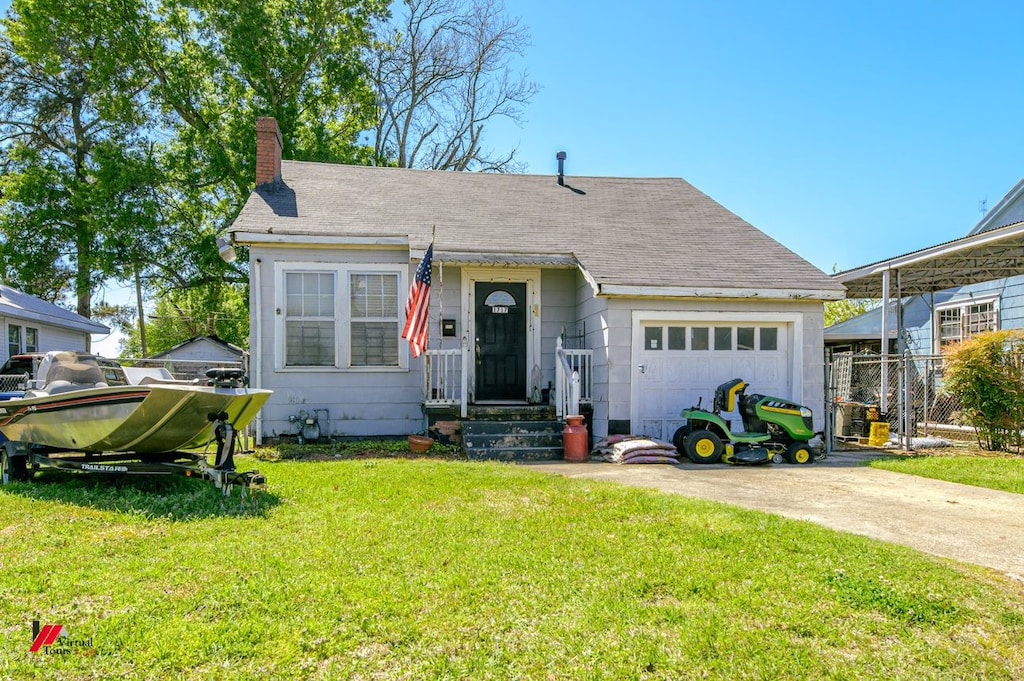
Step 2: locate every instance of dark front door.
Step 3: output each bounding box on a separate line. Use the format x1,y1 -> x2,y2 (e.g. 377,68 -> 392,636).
475,282 -> 527,401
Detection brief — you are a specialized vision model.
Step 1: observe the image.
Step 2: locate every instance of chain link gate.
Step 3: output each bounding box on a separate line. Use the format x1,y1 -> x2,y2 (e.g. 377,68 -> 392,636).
826,350 -> 967,451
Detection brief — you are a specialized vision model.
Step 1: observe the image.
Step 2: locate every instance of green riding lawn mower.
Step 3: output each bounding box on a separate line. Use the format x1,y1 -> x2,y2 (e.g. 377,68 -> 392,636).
672,378 -> 822,465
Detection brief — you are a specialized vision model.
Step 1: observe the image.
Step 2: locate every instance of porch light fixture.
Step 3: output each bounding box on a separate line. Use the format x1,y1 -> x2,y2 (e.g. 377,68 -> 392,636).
216,236 -> 237,264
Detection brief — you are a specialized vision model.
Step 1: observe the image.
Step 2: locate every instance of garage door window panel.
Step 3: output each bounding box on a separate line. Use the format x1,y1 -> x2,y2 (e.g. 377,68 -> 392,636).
645,326 -> 663,350
692,327 -> 709,350
668,326 -> 686,350
737,327 -> 755,350
714,327 -> 732,351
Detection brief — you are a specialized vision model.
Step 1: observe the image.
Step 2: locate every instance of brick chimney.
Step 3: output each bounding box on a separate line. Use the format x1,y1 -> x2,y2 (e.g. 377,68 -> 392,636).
255,117 -> 282,186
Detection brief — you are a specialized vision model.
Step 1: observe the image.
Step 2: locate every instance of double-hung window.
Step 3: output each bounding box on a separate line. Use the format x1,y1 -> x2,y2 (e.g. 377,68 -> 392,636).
8,324 -> 22,358
279,264 -> 405,369
284,272 -> 336,366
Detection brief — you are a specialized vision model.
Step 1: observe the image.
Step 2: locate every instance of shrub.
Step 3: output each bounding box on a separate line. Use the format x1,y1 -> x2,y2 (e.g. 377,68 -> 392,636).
942,330 -> 1024,451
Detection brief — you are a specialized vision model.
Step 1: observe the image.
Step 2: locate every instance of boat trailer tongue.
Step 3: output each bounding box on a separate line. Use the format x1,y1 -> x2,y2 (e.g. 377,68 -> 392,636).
9,413 -> 266,507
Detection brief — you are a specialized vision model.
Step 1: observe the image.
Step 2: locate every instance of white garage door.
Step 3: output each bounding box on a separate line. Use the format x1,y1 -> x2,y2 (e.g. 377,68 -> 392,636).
633,321 -> 791,441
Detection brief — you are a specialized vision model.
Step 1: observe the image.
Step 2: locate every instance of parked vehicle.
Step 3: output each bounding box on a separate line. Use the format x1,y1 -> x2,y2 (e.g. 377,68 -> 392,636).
673,378 -> 820,465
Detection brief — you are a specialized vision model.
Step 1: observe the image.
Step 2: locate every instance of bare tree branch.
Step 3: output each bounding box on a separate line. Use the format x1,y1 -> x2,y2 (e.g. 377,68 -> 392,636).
368,0 -> 537,172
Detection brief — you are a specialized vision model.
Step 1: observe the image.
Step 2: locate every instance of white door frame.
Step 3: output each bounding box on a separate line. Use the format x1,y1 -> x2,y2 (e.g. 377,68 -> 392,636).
461,267 -> 542,402
629,310 -> 804,431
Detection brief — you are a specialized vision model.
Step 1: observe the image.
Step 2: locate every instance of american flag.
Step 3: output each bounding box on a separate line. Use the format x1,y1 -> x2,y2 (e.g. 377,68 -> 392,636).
402,242 -> 433,358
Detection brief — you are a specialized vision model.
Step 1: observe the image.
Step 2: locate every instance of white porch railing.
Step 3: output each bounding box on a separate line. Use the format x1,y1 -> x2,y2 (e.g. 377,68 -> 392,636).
422,336 -> 590,420
423,336 -> 470,418
555,337 -> 593,418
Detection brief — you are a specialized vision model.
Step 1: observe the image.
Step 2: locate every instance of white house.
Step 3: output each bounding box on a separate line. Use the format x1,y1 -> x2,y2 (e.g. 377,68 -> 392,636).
1,283 -> 109,364
229,118 -> 844,444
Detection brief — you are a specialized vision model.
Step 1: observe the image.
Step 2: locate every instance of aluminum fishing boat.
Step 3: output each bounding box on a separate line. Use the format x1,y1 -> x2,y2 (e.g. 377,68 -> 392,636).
0,351 -> 270,455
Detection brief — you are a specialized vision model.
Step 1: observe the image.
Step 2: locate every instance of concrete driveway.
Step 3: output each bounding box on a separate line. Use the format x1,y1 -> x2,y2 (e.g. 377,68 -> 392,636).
526,451 -> 1024,581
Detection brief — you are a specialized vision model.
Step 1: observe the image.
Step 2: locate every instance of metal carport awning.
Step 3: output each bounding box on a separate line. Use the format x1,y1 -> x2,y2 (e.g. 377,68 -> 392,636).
834,220 -> 1024,298
831,220 -> 1024,448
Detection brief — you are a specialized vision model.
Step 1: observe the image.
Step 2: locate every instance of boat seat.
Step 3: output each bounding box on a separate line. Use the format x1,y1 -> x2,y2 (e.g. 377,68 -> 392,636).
28,380 -> 109,397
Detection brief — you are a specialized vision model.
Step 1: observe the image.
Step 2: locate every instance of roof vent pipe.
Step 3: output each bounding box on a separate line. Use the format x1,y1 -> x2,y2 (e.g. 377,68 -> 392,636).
556,151 -> 566,186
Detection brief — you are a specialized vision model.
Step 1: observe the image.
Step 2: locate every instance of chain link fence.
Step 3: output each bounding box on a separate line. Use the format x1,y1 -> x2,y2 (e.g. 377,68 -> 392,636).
828,351 -> 971,448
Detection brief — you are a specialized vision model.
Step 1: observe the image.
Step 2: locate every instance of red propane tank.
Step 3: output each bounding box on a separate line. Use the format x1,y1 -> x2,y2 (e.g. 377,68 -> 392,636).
562,415 -> 589,463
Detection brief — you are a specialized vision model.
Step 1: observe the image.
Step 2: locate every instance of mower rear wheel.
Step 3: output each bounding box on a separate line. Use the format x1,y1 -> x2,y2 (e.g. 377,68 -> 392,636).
785,442 -> 814,465
671,426 -> 689,452
684,429 -> 723,464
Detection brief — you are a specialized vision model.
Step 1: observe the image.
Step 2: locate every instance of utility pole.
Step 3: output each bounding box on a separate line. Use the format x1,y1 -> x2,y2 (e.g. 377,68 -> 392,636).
135,268 -> 148,357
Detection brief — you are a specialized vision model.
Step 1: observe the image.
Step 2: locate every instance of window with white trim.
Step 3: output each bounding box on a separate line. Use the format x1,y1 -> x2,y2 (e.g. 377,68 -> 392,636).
279,265 -> 405,369
285,272 -> 336,366
935,297 -> 998,351
349,273 -> 399,366
8,324 -> 21,358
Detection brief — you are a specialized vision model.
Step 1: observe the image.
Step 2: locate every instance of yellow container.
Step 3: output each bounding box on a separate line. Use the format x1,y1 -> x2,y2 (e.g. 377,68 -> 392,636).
868,422 -> 890,447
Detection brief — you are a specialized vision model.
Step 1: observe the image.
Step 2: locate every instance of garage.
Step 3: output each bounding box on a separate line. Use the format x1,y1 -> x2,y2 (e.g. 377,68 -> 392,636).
631,314 -> 796,441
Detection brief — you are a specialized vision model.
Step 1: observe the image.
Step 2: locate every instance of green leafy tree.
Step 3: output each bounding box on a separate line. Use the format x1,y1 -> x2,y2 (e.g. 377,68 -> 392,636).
0,0 -> 161,317
120,283 -> 249,357
824,298 -> 876,327
2,0 -> 389,349
941,330 -> 1024,452
824,264 -> 877,327
110,0 -> 389,347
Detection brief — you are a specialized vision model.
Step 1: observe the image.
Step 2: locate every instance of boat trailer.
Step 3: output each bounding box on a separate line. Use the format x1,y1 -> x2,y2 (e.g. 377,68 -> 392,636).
1,412 -> 266,506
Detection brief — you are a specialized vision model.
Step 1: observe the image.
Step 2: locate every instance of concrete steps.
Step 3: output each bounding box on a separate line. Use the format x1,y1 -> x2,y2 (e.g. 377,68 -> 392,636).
462,419 -> 564,461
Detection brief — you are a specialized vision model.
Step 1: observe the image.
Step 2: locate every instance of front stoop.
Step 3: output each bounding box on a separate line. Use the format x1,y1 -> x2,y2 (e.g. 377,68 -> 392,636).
462,419 -> 564,461
426,404 -> 592,461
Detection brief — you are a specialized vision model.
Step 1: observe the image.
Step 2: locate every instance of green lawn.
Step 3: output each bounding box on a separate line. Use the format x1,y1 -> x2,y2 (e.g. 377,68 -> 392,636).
870,454 -> 1024,495
1,456 -> 1022,679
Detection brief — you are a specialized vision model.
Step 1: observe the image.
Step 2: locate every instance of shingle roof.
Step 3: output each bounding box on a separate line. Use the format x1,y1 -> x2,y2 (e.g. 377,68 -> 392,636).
0,284 -> 109,334
231,162 -> 844,298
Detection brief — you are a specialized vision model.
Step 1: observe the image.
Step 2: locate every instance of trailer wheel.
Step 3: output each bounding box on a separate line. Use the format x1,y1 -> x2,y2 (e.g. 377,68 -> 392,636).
684,429 -> 723,464
786,442 -> 813,465
1,443 -> 29,484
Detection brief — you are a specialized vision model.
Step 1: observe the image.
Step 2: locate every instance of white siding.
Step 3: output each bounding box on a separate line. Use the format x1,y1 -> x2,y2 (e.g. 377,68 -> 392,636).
251,245 -> 423,438
157,338 -> 241,363
247,244 -> 827,441
1,317 -> 90,365
540,268 -> 578,393
599,298 -> 825,438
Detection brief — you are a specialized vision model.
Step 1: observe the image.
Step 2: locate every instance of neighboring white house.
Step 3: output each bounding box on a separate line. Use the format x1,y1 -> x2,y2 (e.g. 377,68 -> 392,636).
0,283 -> 110,365
229,118 -> 845,442
143,335 -> 246,381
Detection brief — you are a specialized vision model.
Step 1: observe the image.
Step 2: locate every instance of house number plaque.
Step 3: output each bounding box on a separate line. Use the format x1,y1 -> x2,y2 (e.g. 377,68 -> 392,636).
490,306 -> 509,314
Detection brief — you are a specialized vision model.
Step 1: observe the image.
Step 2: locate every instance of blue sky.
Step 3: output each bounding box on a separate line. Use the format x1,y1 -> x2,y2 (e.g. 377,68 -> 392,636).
3,0 -> 1024,352
493,0 -> 1024,273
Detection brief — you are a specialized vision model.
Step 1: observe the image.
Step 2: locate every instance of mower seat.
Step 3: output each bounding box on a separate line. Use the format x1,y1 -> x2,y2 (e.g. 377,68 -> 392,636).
714,378 -> 746,413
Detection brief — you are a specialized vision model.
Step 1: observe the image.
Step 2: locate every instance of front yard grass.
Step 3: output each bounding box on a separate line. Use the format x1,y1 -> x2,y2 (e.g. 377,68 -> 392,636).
1,455 -> 1022,679
869,451 -> 1024,495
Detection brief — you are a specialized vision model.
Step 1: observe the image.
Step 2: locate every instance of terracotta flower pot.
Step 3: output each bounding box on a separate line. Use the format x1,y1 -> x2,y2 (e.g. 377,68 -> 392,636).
408,434 -> 434,454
